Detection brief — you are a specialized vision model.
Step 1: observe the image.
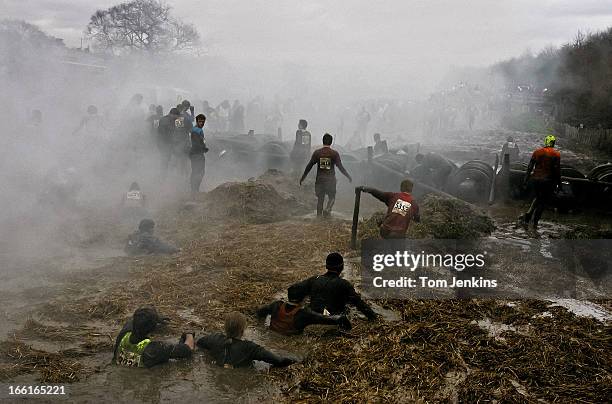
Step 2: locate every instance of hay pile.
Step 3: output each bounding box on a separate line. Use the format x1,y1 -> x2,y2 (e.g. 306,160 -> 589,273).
205,179 -> 311,224
258,169 -> 317,209
359,194 -> 495,241
277,299 -> 611,403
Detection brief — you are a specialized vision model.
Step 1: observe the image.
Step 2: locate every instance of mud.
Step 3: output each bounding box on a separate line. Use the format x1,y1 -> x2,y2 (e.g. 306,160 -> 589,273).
0,130 -> 610,403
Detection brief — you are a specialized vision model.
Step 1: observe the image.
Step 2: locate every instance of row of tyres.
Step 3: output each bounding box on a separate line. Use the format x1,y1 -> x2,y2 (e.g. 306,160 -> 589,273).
205,133 -> 612,210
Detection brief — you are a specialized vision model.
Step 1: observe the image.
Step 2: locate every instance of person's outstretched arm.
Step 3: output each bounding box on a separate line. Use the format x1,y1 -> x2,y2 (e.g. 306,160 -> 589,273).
361,187 -> 389,204
300,153 -> 317,184
335,154 -> 352,182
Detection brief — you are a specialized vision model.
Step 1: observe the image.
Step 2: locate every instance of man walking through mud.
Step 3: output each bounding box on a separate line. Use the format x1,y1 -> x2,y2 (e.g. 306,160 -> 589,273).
300,133 -> 352,218
189,114 -> 208,195
359,179 -> 420,239
520,135 -> 561,230
290,119 -> 312,177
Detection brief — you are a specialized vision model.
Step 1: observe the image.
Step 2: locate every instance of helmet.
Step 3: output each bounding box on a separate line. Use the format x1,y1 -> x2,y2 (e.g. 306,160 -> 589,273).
544,135 -> 556,147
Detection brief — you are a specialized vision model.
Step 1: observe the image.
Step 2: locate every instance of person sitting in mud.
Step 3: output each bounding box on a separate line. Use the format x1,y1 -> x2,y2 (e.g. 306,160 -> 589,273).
256,285 -> 352,335
122,181 -> 146,209
125,219 -> 180,256
501,136 -> 520,163
359,179 -> 420,239
413,152 -> 454,189
113,306 -> 194,368
519,135 -> 561,230
291,253 -> 377,320
300,133 -> 352,218
197,312 -> 296,368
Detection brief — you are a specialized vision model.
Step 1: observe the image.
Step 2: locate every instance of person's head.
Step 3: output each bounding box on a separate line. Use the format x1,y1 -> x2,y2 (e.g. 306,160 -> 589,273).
322,133 -> 333,146
138,218 -> 155,233
169,107 -> 180,116
287,285 -> 305,305
400,179 -> 414,193
156,105 -> 163,115
326,252 -> 344,273
132,306 -> 159,337
298,119 -> 307,130
373,133 -> 381,142
415,153 -> 424,164
87,105 -> 98,115
544,134 -> 556,147
180,100 -> 191,111
149,104 -> 156,113
129,181 -> 140,191
196,114 -> 206,128
224,312 -> 246,339
507,136 -> 514,143
202,100 -> 210,108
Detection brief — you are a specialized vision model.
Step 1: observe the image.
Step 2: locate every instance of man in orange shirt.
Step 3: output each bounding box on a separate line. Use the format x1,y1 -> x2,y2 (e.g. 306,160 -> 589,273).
520,135 -> 561,229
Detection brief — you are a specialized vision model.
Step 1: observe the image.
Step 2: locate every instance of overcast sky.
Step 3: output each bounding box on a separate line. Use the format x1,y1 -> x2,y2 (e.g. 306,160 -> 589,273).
2,0 -> 612,94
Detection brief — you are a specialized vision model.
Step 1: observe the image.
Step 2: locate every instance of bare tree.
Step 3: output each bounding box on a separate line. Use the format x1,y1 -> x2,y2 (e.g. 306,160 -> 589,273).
86,0 -> 200,55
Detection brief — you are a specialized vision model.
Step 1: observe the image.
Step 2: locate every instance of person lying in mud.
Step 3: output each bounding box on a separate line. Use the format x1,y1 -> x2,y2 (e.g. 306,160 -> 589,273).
413,152 -> 454,189
256,284 -> 352,335
291,253 -> 377,320
300,133 -> 352,218
197,312 -> 296,368
359,179 -> 420,239
125,219 -> 180,256
113,306 -> 194,368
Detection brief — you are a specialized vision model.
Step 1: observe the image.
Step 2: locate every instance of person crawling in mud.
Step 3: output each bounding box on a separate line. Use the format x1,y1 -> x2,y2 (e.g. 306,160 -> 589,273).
256,284 -> 352,335
113,306 -> 194,368
290,119 -> 312,176
125,219 -> 180,256
300,133 -> 352,218
197,312 -> 296,368
413,152 -> 454,189
291,253 -> 377,320
519,135 -> 561,230
359,179 -> 420,239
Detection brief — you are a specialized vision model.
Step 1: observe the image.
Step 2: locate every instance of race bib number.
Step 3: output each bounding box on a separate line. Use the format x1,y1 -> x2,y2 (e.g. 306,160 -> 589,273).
174,117 -> 185,128
126,191 -> 142,200
391,199 -> 412,216
117,350 -> 141,367
301,133 -> 310,145
153,119 -> 160,129
319,157 -> 332,170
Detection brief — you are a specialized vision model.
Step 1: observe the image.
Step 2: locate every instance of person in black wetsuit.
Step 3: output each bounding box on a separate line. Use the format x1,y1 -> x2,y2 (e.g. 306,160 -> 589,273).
125,219 -> 180,256
113,306 -> 194,368
256,285 -> 351,335
197,312 -> 296,368
291,253 -> 377,320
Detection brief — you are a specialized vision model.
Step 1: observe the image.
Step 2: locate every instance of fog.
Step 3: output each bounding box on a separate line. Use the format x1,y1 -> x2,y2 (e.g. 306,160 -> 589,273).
0,0 -> 611,267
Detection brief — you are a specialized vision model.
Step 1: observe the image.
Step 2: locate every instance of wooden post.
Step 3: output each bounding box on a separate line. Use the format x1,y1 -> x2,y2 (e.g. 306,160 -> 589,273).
350,187 -> 362,249
488,154 -> 499,205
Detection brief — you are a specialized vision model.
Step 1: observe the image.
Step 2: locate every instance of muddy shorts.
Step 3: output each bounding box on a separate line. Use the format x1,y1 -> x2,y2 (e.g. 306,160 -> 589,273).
315,181 -> 336,198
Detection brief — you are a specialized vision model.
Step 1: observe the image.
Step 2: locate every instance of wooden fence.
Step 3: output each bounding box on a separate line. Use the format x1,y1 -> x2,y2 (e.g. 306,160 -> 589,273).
555,123 -> 612,151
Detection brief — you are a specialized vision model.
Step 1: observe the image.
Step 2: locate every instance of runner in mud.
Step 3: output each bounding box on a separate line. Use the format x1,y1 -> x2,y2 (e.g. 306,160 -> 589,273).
501,135 -> 520,163
299,133 -> 352,218
121,181 -> 147,221
113,306 -> 194,368
197,312 -> 296,368
413,152 -> 454,189
359,179 -> 420,239
519,135 -> 561,229
189,114 -> 208,195
256,284 -> 352,335
124,219 -> 180,255
291,253 -> 377,320
290,119 -> 312,176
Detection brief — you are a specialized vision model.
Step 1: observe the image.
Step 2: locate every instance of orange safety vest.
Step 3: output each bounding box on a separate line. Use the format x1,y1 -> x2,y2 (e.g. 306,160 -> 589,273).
270,303 -> 301,335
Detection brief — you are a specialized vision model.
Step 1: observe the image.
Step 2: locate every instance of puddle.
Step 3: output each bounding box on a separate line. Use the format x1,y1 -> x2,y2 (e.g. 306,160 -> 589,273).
548,299 -> 611,322
473,317 -> 531,341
